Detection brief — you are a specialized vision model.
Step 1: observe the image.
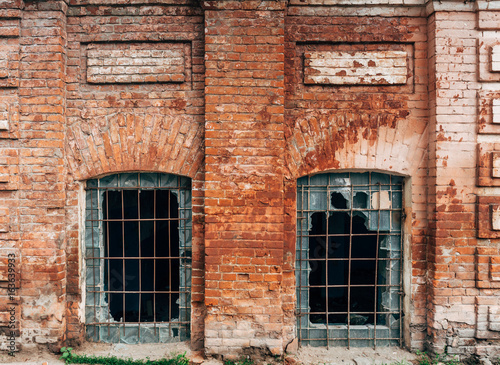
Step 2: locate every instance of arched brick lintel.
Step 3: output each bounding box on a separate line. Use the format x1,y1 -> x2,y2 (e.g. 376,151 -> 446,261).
65,113 -> 204,181
285,113 -> 428,180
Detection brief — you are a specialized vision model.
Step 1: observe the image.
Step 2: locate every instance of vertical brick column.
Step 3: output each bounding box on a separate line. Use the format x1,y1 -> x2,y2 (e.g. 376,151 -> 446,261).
426,5 -> 479,355
203,0 -> 286,357
18,0 -> 67,347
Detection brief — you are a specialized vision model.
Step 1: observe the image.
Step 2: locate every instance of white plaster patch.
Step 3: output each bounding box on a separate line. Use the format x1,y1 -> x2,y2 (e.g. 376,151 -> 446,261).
304,50 -> 408,85
492,45 -> 500,72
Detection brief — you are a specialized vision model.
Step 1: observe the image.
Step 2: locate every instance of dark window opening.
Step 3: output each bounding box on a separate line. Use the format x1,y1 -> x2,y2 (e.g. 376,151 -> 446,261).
103,190 -> 180,323
308,211 -> 386,326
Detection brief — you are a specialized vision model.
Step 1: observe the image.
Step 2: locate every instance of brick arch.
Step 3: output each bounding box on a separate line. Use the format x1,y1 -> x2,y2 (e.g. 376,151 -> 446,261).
285,110 -> 428,179
66,112 -> 204,180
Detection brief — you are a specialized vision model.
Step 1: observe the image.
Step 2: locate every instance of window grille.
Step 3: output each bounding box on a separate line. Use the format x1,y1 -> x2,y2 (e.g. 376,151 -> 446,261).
296,172 -> 404,348
85,173 -> 191,343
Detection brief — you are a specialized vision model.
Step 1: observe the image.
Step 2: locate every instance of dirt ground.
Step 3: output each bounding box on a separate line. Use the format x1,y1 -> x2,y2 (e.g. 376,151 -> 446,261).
0,341 -> 418,365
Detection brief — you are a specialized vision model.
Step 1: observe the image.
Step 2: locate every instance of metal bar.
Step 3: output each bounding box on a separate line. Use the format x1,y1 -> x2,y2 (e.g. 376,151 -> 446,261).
297,182 -> 303,347
90,187 -> 97,339
105,190 -> 110,340
168,190 -> 172,335
85,186 -> 191,191
181,183 -> 187,331
301,283 -> 399,288
347,176 -> 353,349
300,232 -> 401,237
325,182 -> 330,349
89,290 -> 186,294
92,321 -> 190,325
373,182 -> 381,349
87,217 -> 188,223
88,256 -> 185,260
153,189 -> 157,335
304,257 -> 397,262
121,189 -> 125,334
399,176 -> 404,347
138,189 -> 141,339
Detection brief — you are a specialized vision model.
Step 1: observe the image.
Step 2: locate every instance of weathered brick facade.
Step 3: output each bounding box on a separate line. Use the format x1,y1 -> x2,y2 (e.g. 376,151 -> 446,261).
0,0 -> 499,360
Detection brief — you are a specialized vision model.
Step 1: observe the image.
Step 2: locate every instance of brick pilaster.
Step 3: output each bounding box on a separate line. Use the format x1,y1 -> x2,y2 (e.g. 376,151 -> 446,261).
18,0 -> 67,347
203,0 -> 286,357
426,4 -> 479,355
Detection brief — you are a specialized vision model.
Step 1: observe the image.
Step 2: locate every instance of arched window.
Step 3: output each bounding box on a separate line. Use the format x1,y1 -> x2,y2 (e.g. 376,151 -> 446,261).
85,173 -> 191,343
296,172 -> 404,347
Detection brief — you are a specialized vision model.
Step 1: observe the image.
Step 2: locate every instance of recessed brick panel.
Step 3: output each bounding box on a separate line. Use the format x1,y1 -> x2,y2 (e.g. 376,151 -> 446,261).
493,206 -> 500,231
477,143 -> 500,186
476,247 -> 500,289
304,50 -> 408,85
493,152 -> 500,178
478,10 -> 500,30
0,18 -> 19,87
0,148 -> 18,190
478,196 -> 500,238
489,306 -> 500,332
0,207 -> 8,233
0,101 -> 18,139
86,43 -> 185,84
492,45 -> 500,72
0,55 -> 7,79
478,91 -> 500,134
493,99 -> 500,124
476,301 -> 500,339
476,295 -> 500,339
491,256 -> 500,282
479,39 -> 500,82
0,41 -> 18,88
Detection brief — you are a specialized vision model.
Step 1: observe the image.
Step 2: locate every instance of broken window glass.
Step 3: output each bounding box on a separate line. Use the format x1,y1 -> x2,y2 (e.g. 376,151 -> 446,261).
85,173 -> 191,343
296,172 -> 403,348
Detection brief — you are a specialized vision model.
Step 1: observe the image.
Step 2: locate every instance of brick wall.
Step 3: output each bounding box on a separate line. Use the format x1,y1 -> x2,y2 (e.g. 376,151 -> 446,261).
0,0 -> 498,361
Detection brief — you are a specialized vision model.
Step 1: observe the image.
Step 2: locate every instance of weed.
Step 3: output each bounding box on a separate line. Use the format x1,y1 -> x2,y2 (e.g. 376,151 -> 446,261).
415,350 -> 460,365
60,347 -> 74,364
416,351 -> 431,365
59,349 -> 189,365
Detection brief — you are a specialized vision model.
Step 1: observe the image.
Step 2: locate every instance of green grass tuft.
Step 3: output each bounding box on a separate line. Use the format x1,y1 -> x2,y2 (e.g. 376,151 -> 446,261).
60,347 -> 189,365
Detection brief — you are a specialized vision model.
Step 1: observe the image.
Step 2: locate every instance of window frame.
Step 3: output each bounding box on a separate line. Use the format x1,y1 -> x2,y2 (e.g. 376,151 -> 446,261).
296,171 -> 406,348
83,173 -> 192,344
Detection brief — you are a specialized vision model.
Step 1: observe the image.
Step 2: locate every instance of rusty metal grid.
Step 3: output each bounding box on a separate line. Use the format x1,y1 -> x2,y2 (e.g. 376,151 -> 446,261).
84,173 -> 191,343
296,172 -> 404,348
